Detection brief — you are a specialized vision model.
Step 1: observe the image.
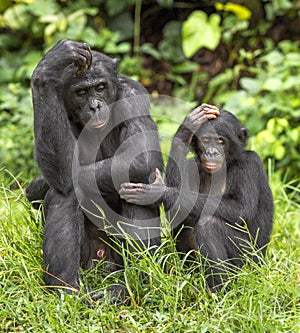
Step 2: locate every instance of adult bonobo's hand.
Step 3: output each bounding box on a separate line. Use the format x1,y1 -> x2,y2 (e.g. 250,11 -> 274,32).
178,103 -> 220,144
119,168 -> 166,205
37,39 -> 92,76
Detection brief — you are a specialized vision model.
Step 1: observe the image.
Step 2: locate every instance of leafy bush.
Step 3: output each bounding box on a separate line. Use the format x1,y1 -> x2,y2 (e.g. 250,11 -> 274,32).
0,0 -> 299,181
207,40 -> 300,178
0,84 -> 37,180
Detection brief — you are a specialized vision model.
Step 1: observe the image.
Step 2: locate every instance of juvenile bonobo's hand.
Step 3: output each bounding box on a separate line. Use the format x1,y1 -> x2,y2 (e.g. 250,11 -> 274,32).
179,103 -> 220,144
119,169 -> 166,205
41,39 -> 92,75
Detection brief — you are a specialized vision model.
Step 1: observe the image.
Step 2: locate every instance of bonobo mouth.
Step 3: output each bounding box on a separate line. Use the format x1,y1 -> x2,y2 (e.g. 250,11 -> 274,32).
89,120 -> 107,129
202,161 -> 223,173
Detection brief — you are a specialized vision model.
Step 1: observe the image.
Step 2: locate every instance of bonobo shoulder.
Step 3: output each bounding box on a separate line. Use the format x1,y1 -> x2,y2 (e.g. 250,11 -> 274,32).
244,150 -> 263,163
243,150 -> 266,171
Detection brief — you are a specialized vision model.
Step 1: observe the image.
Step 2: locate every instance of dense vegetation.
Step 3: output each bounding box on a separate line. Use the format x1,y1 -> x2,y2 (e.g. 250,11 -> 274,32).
1,0 -> 300,181
0,1 -> 299,332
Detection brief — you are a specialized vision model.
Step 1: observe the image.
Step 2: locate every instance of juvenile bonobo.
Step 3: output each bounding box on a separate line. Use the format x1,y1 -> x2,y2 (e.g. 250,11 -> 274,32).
119,104 -> 274,290
26,39 -> 163,303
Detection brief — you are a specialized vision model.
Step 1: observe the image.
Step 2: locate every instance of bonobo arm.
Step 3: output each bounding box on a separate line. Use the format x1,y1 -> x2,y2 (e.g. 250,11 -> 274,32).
119,104 -> 219,204
119,160 -> 261,227
119,168 -> 166,205
78,77 -> 162,194
79,116 -> 163,194
162,154 -> 262,227
32,40 -> 92,195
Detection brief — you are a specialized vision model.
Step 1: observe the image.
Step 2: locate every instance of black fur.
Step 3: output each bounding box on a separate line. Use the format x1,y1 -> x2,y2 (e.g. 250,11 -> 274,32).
164,110 -> 274,289
26,39 -> 162,302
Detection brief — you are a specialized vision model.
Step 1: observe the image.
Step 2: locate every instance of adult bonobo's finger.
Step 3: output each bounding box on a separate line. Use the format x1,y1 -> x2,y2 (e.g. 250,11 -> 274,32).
154,168 -> 164,184
120,183 -> 143,190
79,42 -> 92,68
205,109 -> 220,116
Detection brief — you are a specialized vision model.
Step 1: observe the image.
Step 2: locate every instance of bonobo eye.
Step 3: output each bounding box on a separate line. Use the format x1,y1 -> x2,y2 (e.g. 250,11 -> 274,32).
218,138 -> 225,145
201,137 -> 210,144
96,83 -> 106,92
76,89 -> 87,96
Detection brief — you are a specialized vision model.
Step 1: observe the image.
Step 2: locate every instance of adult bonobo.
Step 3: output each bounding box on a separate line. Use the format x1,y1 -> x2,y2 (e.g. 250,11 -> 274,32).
119,104 -> 273,290
26,39 -> 163,303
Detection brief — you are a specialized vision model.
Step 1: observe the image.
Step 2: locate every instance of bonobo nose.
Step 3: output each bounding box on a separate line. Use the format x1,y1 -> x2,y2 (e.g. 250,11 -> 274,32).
207,147 -> 218,157
90,100 -> 100,111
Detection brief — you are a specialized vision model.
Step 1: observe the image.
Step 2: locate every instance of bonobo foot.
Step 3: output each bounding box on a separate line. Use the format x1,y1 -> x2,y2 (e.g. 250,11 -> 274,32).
89,284 -> 130,306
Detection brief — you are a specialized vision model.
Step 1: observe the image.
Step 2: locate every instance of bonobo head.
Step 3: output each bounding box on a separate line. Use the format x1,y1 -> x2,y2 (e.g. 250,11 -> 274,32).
61,51 -> 119,130
192,110 -> 249,174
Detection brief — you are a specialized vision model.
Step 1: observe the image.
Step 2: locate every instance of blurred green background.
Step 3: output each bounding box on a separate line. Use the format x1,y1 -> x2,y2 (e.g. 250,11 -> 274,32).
0,0 -> 299,184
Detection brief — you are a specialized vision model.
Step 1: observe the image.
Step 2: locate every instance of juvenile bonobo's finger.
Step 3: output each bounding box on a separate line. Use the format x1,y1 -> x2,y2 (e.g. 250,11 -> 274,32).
206,113 -> 218,119
202,103 -> 219,110
191,105 -> 205,114
204,109 -> 220,116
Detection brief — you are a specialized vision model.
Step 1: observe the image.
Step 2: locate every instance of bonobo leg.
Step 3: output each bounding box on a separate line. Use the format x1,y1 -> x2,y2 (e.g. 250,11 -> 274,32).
120,202 -> 161,252
194,217 -> 246,290
43,188 -> 85,293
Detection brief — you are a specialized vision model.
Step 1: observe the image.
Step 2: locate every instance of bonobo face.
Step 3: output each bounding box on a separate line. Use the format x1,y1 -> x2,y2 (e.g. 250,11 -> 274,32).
198,130 -> 227,174
66,77 -> 117,129
63,51 -> 118,130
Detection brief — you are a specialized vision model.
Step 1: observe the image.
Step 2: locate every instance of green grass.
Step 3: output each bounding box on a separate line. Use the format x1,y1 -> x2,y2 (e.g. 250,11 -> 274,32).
0,169 -> 299,333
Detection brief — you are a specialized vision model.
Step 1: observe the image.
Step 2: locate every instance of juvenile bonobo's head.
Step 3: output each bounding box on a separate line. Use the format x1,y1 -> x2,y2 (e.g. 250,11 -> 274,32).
61,51 -> 119,130
192,110 -> 249,174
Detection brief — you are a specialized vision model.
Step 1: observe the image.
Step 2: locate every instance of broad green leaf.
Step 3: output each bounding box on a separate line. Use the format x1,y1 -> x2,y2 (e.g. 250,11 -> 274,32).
27,0 -> 59,16
240,77 -> 261,94
182,11 -> 221,58
285,52 -> 300,66
0,0 -> 10,12
260,50 -> 283,66
262,77 -> 282,91
3,4 -> 31,30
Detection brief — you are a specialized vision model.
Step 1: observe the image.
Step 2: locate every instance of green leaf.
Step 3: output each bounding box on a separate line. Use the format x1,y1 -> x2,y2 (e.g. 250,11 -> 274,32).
172,61 -> 199,74
27,0 -> 59,17
240,77 -> 261,94
3,4 -> 31,30
0,0 -> 10,12
259,50 -> 284,66
182,11 -> 221,58
140,43 -> 162,60
105,0 -> 127,16
262,77 -> 282,91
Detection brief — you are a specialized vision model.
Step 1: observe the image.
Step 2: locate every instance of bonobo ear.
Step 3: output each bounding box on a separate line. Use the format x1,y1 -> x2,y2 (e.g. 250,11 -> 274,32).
238,127 -> 249,144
